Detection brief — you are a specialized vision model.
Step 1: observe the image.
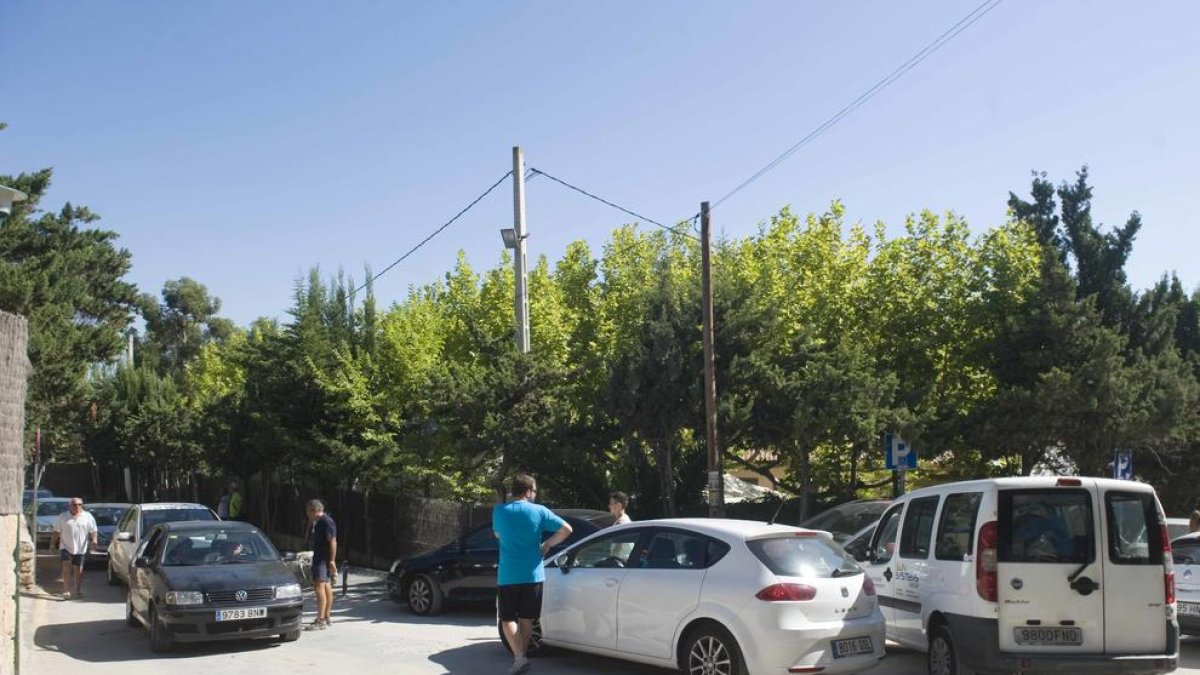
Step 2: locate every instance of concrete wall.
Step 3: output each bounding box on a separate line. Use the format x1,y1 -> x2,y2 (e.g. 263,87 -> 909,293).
0,312 -> 31,675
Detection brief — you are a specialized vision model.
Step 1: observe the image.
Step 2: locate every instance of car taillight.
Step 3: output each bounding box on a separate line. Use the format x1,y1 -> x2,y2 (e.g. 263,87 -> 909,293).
1161,523 -> 1175,605
976,520 -> 998,602
756,583 -> 817,601
862,575 -> 876,596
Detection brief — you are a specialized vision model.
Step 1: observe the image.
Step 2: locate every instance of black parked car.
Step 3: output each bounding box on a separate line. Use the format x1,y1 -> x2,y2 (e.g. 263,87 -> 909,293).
387,508 -> 616,615
126,520 -> 304,652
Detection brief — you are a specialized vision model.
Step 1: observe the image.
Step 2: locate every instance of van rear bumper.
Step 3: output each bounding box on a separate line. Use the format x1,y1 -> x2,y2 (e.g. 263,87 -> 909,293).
945,614 -> 1179,675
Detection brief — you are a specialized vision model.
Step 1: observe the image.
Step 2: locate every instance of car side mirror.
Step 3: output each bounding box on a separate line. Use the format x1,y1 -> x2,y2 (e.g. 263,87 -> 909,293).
116,532 -> 133,542
554,553 -> 571,573
282,552 -> 297,562
134,556 -> 150,569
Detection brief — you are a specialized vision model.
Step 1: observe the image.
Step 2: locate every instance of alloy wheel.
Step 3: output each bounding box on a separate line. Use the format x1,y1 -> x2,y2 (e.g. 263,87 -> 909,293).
408,578 -> 431,613
929,633 -> 954,675
688,635 -> 732,675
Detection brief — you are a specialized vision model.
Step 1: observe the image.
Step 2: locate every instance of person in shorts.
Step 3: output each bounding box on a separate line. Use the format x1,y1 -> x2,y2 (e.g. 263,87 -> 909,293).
493,474 -> 572,675
305,499 -> 337,630
50,497 -> 97,599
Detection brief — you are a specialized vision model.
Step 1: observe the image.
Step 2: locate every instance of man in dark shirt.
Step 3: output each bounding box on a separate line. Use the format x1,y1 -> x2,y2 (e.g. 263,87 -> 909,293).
305,499 -> 338,630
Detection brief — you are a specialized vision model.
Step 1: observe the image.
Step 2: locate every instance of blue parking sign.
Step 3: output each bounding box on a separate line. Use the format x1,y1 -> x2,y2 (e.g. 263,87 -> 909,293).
885,433 -> 917,471
1113,450 -> 1133,480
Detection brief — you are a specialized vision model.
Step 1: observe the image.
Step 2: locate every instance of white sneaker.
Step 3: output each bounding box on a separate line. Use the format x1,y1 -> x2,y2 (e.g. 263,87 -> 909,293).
508,656 -> 530,675
61,592 -> 71,600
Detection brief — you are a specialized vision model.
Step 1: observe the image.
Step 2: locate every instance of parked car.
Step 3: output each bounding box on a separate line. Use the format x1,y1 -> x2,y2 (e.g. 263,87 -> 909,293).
22,488 -> 53,510
800,499 -> 891,544
28,497 -> 71,550
125,520 -> 303,652
1166,517 -> 1191,542
108,502 -> 219,586
1173,531 -> 1200,636
387,508 -> 615,615
85,502 -> 131,563
858,476 -> 1178,675
506,518 -> 885,675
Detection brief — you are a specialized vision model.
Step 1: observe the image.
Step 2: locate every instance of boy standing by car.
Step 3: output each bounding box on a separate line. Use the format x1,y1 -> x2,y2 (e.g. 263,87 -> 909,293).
493,474 -> 572,675
608,491 -> 632,525
50,497 -> 97,598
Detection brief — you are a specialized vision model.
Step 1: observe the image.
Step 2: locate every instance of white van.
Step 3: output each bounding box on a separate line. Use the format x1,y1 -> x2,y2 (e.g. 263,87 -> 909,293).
858,477 -> 1179,675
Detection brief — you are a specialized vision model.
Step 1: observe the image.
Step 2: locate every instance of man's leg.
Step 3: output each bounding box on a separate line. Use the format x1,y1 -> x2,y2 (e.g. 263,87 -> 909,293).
516,618 -> 533,653
73,558 -> 85,596
501,619 -> 523,658
60,556 -> 73,596
321,582 -> 334,621
315,581 -> 328,618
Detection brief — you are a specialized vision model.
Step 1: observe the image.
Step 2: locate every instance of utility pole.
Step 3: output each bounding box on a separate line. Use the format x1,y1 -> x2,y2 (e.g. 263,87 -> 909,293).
512,147 -> 530,354
701,202 -> 725,517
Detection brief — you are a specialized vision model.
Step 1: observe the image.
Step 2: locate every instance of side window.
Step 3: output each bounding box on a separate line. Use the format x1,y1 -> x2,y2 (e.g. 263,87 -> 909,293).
1105,491 -> 1162,565
570,530 -> 643,569
118,508 -> 134,534
142,529 -> 166,561
640,531 -> 710,570
462,527 -> 496,550
869,504 -> 905,564
899,497 -> 940,559
935,492 -> 983,561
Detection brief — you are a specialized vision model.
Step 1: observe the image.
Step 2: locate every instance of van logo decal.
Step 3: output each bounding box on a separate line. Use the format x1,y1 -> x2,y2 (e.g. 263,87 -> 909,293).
1011,578 -> 1024,590
1185,569 -> 1193,581
841,587 -> 849,598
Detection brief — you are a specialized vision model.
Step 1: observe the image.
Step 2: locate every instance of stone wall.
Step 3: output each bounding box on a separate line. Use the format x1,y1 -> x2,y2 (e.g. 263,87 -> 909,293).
0,312 -> 31,675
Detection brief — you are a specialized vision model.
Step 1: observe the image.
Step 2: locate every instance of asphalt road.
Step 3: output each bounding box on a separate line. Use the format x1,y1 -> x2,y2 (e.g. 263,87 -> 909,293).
23,553 -> 1200,675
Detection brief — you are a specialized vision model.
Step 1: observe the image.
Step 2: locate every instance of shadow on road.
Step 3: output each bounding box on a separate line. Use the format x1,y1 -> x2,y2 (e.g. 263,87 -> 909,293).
33,618 -> 291,662
1182,636 -> 1199,669
328,581 -> 495,629
428,642 -> 665,675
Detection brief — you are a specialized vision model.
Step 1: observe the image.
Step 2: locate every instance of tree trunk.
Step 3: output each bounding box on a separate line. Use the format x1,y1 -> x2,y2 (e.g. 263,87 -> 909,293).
798,444 -> 811,521
658,434 -> 676,517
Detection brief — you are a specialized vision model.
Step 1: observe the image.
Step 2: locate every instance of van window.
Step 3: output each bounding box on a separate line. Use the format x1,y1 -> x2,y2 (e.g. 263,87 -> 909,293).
899,497 -> 939,559
1104,491 -> 1163,566
870,504 -> 904,565
935,492 -> 982,561
999,489 -> 1093,564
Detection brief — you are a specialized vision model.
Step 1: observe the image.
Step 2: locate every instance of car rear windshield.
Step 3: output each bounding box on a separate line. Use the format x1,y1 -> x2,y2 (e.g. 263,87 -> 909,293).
1105,491 -> 1164,565
90,507 -> 127,527
37,502 -> 70,516
142,508 -> 216,531
1174,539 -> 1200,566
999,489 -> 1093,564
748,536 -> 861,578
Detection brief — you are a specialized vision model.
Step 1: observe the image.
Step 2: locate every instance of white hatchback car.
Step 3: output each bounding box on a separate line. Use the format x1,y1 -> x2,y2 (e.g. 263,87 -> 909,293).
1173,532 -> 1200,636
519,518 -> 885,675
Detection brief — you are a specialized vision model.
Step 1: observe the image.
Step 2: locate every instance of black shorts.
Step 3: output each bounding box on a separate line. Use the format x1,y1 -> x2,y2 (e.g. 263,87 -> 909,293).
312,560 -> 332,583
59,550 -> 86,566
497,583 -> 543,622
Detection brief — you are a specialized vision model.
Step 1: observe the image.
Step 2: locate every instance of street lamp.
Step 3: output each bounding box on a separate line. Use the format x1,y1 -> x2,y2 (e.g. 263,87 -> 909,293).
500,227 -> 518,249
0,185 -> 27,221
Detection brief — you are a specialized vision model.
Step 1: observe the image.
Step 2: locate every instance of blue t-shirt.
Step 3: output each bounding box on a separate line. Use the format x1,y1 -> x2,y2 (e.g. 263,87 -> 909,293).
309,514 -> 337,564
492,500 -> 567,586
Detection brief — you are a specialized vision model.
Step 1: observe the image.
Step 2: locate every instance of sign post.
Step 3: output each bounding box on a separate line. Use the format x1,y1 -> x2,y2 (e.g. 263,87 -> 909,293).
885,433 -> 917,497
1112,450 -> 1133,480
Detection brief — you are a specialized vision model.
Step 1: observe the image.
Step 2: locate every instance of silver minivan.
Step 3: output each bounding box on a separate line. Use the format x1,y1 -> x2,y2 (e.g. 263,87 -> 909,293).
859,476 -> 1179,675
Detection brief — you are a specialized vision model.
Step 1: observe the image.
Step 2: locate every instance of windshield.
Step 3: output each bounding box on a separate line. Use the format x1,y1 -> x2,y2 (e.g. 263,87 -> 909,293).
90,507 -> 128,527
162,530 -> 280,566
142,508 -> 216,532
748,535 -> 862,578
37,502 -> 70,516
802,501 -> 889,535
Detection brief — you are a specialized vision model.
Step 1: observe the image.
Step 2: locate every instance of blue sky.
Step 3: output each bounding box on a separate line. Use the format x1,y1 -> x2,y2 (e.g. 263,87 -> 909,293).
3,1 -> 1197,326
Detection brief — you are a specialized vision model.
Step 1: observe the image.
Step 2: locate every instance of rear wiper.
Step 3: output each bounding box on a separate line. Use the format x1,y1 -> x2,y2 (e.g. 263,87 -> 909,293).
832,568 -> 860,578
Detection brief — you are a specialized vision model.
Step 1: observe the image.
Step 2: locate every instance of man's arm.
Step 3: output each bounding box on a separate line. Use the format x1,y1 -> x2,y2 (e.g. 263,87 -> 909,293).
540,521 -> 573,556
327,533 -> 337,571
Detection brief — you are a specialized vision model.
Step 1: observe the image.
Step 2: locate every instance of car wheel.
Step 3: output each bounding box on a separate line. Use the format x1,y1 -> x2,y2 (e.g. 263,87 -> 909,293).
928,624 -> 971,675
279,629 -> 301,642
125,592 -> 140,628
497,618 -> 544,657
406,574 -> 444,616
148,606 -> 173,653
680,623 -> 745,675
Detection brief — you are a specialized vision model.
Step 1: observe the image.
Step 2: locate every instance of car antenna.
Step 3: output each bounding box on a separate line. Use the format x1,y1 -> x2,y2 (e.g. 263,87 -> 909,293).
767,496 -> 792,526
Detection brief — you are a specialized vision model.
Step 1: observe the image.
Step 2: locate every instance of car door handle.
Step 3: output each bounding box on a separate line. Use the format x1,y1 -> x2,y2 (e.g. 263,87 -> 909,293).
1070,576 -> 1100,596
604,578 -> 619,587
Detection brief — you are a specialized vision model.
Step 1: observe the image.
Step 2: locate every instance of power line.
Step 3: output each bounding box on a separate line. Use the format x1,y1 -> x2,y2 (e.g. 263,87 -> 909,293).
707,0 -> 1005,214
356,170 -> 513,294
529,167 -> 698,241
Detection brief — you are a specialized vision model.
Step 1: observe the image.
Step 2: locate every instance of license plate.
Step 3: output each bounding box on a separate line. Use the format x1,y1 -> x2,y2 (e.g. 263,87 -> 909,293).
1179,602 -> 1200,617
215,607 -> 268,622
1013,627 -> 1083,646
831,637 -> 874,658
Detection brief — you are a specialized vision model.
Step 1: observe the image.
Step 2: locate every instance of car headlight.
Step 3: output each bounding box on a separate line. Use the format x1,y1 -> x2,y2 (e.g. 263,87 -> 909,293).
164,591 -> 205,606
389,559 -> 403,575
275,583 -> 302,600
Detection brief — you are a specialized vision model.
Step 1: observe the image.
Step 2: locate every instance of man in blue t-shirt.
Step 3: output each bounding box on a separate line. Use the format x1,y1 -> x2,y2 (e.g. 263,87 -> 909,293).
304,499 -> 338,630
493,474 -> 572,675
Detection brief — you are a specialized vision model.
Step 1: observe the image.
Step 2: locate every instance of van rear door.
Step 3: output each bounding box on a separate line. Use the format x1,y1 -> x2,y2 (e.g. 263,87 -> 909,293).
997,484 -> 1103,654
1100,488 -> 1169,654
